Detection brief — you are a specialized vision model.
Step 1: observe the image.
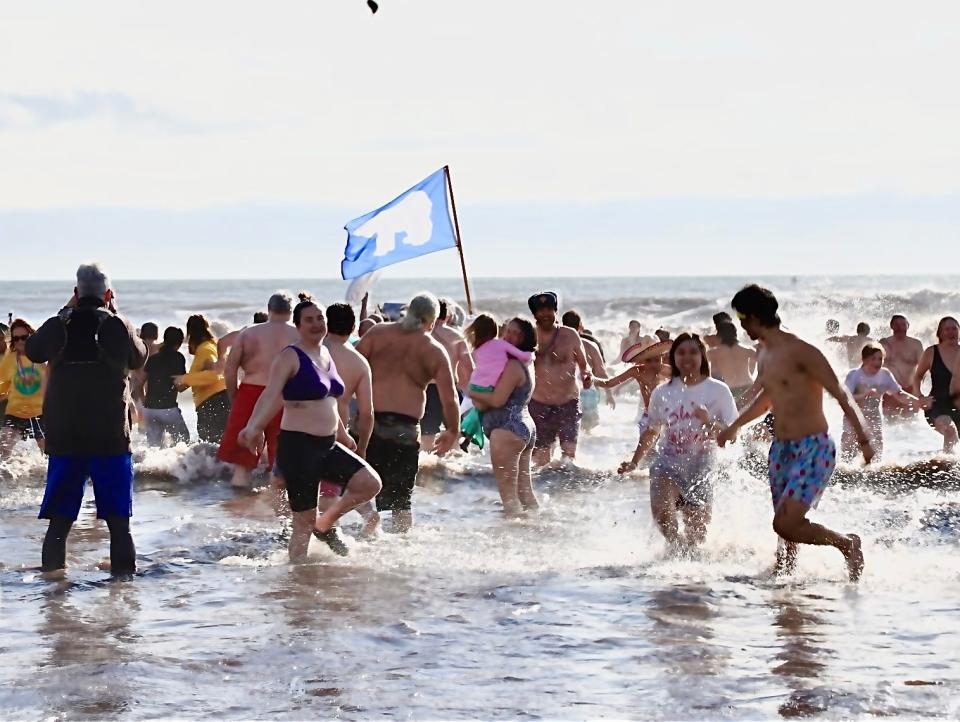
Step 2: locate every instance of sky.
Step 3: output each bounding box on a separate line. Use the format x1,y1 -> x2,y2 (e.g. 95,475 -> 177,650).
1,1 -> 958,279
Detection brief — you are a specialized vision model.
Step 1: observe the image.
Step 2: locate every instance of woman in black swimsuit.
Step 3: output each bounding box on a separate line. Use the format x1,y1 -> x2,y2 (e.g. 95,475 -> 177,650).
914,316 -> 960,453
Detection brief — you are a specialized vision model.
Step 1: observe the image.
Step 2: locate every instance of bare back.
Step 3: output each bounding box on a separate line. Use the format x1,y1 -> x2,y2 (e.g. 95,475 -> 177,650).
709,343 -> 757,389
432,322 -> 473,390
233,320 -> 299,386
758,333 -> 831,440
357,322 -> 452,418
533,325 -> 584,405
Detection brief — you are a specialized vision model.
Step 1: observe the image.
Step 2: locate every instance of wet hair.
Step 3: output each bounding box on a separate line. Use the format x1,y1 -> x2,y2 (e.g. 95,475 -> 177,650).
508,316 -> 538,353
400,293 -> 439,331
561,310 -> 582,330
668,332 -> 711,378
717,320 -> 738,346
253,311 -> 268,324
936,316 -> 960,342
293,292 -> 320,327
325,303 -> 356,336
437,298 -> 449,321
856,322 -> 870,335
139,322 -> 159,341
75,262 -> 109,299
890,314 -> 907,327
268,290 -> 293,314
162,326 -> 185,351
466,314 -> 499,350
731,284 -> 780,327
712,311 -> 732,328
826,319 -> 841,334
861,342 -> 884,361
10,318 -> 35,337
186,314 -> 214,354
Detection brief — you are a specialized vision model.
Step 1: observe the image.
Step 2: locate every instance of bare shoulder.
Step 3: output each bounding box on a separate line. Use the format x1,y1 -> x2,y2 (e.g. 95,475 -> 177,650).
558,326 -> 581,344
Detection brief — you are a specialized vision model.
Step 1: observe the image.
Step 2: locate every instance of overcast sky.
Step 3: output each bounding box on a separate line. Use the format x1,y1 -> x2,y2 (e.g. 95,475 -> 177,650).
1,1 -> 958,279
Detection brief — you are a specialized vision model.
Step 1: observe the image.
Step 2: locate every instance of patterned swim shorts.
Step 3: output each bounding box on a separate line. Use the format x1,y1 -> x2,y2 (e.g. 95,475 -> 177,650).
768,432 -> 837,510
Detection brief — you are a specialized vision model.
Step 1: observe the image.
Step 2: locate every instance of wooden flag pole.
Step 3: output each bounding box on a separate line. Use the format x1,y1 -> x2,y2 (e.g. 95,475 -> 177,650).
444,164 -> 473,315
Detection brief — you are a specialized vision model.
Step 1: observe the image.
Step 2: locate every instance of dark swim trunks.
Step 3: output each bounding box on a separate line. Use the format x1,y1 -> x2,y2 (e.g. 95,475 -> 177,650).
366,412 -> 421,512
421,384 -> 463,435
274,430 -> 366,513
3,414 -> 44,441
528,398 -> 581,450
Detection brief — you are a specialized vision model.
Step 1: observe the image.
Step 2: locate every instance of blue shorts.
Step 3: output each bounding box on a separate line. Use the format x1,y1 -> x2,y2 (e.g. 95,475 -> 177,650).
38,454 -> 134,521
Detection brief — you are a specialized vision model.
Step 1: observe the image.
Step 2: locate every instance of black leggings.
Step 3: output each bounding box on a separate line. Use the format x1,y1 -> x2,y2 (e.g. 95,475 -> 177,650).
42,514 -> 136,576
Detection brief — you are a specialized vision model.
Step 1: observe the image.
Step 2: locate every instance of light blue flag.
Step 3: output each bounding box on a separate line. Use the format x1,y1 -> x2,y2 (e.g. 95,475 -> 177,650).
341,168 -> 458,280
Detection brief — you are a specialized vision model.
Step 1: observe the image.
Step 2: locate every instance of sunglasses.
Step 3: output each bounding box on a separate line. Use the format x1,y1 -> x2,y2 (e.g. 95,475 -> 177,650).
12,334 -> 30,342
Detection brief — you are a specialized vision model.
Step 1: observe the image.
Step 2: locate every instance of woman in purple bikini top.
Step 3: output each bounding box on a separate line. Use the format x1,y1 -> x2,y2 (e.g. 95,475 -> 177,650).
282,345 -> 345,402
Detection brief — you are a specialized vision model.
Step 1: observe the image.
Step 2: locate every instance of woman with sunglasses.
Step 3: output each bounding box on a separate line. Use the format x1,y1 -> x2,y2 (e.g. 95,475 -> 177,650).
0,319 -> 47,456
617,333 -> 737,552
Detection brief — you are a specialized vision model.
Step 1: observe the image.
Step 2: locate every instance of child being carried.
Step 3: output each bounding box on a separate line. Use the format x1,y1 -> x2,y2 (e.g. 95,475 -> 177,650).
467,314 -> 532,392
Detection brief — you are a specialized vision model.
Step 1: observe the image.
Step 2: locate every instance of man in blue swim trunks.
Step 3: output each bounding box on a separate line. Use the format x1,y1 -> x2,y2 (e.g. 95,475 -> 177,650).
26,263 -> 147,576
718,284 -> 874,581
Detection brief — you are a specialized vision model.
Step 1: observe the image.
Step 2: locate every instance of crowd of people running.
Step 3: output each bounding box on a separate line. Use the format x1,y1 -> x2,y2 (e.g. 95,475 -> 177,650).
3,263 -> 960,583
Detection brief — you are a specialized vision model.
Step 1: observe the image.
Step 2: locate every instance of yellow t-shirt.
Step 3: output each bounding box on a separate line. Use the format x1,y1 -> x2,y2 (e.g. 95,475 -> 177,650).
0,351 -> 45,419
180,340 -> 226,407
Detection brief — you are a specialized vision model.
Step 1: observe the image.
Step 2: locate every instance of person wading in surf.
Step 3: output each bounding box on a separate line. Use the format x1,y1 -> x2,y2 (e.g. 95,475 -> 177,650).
717,284 -> 873,582
527,292 -> 591,466
618,333 -> 737,551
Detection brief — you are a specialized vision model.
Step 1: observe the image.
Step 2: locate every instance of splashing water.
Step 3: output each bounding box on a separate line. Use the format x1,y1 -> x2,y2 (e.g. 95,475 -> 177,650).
1,276 -> 959,718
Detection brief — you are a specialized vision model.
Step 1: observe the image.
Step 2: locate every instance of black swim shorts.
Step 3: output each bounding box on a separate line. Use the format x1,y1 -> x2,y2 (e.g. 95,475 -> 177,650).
3,414 -> 44,441
366,412 -> 421,512
274,430 -> 366,513
420,384 -> 462,436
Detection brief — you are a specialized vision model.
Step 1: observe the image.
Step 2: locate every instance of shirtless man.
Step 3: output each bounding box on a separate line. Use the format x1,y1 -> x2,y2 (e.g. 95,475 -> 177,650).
320,302 -> 379,535
421,298 -> 474,452
827,322 -> 875,368
217,311 -> 268,371
528,292 -> 591,466
217,292 -> 300,488
131,322 -> 159,427
620,320 -> 656,358
879,314 -> 924,420
717,284 -> 872,582
357,293 -> 459,532
707,320 -> 757,404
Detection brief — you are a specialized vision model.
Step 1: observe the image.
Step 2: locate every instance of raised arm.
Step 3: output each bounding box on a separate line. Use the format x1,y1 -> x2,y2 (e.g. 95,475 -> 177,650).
595,365 -> 640,389
25,317 -> 65,365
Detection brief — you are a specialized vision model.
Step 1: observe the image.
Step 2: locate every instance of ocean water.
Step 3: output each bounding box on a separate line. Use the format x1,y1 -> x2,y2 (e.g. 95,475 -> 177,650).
1,275 -> 959,720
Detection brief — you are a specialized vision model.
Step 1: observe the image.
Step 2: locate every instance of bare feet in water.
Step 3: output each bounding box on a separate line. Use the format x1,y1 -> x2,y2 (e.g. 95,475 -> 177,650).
360,510 -> 381,539
842,534 -> 864,582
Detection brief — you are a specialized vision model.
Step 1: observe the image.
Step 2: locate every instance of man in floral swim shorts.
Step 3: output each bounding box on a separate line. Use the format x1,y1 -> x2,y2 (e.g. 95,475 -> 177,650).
718,284 -> 874,582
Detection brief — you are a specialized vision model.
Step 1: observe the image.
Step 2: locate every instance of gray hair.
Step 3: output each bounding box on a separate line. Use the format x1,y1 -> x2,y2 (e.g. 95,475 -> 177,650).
268,290 -> 293,314
399,292 -> 440,331
76,262 -> 109,299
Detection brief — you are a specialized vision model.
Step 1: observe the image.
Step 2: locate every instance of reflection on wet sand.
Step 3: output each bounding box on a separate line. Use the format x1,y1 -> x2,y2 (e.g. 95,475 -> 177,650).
643,582 -> 730,713
770,592 -> 836,717
36,582 -> 141,719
